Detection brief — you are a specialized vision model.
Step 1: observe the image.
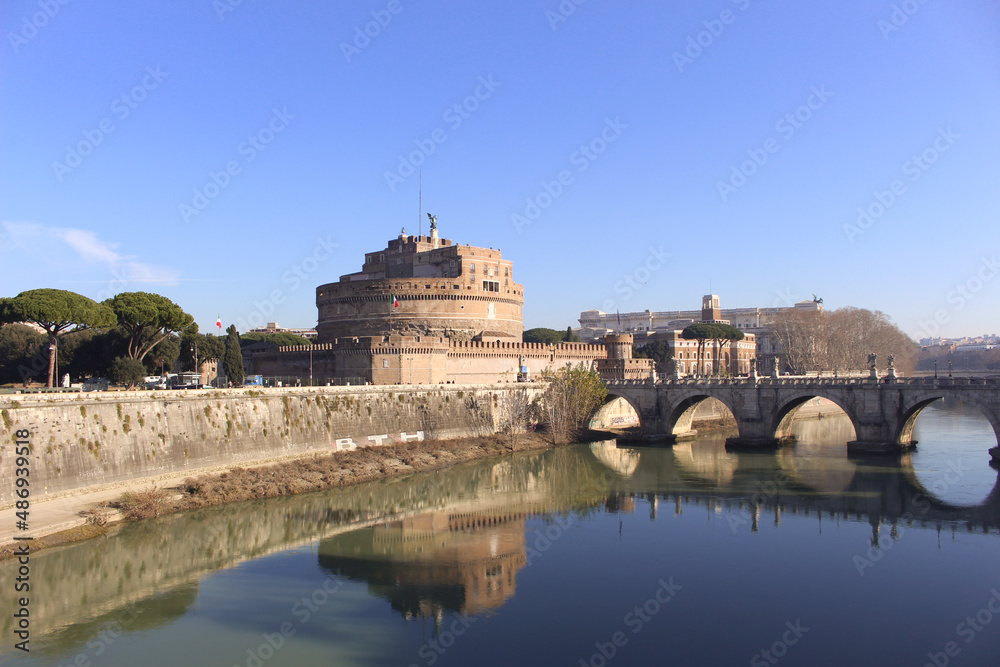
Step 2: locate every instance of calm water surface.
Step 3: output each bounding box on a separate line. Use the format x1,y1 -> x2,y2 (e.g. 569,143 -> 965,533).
3,400 -> 999,667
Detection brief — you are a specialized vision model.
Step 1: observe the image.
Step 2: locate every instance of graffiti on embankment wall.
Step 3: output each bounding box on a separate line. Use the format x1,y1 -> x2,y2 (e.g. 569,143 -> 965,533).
335,431 -> 424,450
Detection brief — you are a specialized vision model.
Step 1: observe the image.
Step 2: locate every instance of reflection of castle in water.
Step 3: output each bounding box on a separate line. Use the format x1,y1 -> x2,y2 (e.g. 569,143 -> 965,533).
318,509 -> 528,619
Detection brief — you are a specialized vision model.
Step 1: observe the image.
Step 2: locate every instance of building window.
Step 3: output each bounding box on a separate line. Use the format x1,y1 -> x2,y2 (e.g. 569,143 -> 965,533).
483,280 -> 500,293
470,263 -> 475,272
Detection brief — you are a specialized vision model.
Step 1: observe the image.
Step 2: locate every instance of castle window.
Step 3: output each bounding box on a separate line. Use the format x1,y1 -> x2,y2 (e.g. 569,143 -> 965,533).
483,280 -> 500,293
470,263 -> 476,272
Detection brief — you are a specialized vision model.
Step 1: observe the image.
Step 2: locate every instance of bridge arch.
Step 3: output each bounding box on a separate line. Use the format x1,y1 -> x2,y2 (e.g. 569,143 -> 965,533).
589,393 -> 642,431
896,392 -> 1000,448
666,391 -> 738,440
769,389 -> 858,443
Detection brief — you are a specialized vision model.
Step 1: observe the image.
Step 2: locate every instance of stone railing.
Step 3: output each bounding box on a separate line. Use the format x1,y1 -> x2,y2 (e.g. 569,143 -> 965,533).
603,375 -> 1000,389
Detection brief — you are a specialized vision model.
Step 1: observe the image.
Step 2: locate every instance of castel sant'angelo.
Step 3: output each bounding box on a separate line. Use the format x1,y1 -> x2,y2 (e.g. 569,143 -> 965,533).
251,220 -> 652,384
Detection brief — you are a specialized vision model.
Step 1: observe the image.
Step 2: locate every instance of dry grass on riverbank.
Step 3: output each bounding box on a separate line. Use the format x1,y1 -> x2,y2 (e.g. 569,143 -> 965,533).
172,433 -> 551,510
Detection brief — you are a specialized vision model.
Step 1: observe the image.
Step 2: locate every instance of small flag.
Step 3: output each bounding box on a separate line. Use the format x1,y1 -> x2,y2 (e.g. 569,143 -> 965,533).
390,293 -> 399,308
216,316 -> 222,330
616,309 -> 621,327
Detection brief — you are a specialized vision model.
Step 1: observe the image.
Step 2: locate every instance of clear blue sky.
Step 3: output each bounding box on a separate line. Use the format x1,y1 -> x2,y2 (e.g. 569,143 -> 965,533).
2,0 -> 998,340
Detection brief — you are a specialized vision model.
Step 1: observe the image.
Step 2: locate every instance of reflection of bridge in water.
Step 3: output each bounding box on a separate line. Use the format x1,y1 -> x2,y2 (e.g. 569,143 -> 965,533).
605,376 -> 1000,463
589,439 -> 1000,535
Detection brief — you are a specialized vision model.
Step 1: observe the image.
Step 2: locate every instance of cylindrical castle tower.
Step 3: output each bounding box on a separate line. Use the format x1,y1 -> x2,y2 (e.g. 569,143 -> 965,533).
604,333 -> 634,359
316,230 -> 524,343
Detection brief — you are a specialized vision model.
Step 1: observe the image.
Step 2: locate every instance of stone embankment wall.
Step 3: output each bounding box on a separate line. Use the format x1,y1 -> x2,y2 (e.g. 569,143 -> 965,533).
0,384 -> 545,505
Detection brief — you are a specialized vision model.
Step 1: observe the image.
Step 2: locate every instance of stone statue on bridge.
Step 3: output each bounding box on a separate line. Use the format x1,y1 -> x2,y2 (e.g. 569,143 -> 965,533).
869,352 -> 878,381
771,357 -> 780,379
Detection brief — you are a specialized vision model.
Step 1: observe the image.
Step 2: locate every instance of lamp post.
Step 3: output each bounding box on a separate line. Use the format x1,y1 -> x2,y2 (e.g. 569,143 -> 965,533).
191,343 -> 199,386
309,346 -> 313,387
934,360 -> 938,379
50,343 -> 57,389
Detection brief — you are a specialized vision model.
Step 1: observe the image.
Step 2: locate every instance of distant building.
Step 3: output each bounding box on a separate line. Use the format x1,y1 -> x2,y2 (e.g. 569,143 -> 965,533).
245,322 -> 317,339
579,294 -> 810,375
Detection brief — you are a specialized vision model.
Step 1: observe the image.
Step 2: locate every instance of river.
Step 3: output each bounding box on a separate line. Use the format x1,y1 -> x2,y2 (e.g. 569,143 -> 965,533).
2,399 -> 998,666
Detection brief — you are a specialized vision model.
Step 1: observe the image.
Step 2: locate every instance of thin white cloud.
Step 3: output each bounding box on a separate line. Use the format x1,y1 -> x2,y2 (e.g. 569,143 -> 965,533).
1,221 -> 181,286
60,228 -> 123,265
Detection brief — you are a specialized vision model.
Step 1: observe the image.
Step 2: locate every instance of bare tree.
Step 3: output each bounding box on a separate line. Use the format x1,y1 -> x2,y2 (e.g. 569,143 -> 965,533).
769,307 -> 918,375
498,388 -> 533,451
463,394 -> 495,437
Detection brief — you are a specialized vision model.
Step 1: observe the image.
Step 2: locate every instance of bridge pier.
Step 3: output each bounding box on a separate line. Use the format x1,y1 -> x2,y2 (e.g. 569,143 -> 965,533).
620,432 -> 690,446
847,440 -> 916,455
991,446 -> 1000,468
724,435 -> 782,450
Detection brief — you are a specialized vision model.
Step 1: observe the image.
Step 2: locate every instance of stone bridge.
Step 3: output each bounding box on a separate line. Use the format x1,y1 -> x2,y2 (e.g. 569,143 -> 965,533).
604,376 -> 1000,463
